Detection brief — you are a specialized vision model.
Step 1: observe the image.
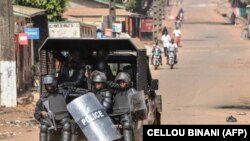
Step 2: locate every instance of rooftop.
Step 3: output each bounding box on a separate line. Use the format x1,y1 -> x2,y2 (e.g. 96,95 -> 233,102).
13,5 -> 46,18
64,8 -> 140,18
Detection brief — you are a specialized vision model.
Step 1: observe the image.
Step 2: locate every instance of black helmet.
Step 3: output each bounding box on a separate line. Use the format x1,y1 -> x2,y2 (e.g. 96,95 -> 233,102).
92,71 -> 107,83
43,75 -> 54,85
115,72 -> 131,84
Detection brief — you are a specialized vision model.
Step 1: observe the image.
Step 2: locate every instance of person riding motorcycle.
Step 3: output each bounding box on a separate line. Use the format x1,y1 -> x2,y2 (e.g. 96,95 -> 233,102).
34,75 -> 71,141
151,41 -> 162,65
167,39 -> 178,64
111,72 -> 137,141
162,26 -> 169,35
173,27 -> 182,46
92,71 -> 114,114
175,15 -> 181,29
178,8 -> 184,22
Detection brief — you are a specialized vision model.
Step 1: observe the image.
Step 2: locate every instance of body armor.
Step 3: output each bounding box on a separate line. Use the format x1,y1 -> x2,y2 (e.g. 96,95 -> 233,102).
111,88 -> 137,141
112,88 -> 137,115
34,92 -> 71,141
47,94 -> 68,120
95,89 -> 114,114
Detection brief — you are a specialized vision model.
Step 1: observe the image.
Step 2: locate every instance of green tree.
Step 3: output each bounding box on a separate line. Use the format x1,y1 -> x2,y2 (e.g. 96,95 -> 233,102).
125,0 -> 136,11
13,0 -> 68,21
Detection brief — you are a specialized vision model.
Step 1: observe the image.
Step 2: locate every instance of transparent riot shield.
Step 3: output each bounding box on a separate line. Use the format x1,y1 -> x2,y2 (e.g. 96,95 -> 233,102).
67,93 -> 121,141
128,90 -> 147,120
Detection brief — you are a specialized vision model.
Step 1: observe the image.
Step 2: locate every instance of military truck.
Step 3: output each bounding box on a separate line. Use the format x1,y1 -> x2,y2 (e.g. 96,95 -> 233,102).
39,38 -> 162,141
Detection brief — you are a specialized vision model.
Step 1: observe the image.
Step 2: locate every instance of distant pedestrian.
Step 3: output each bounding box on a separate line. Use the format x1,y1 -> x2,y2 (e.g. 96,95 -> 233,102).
230,12 -> 236,25
162,26 -> 169,35
161,32 -> 171,56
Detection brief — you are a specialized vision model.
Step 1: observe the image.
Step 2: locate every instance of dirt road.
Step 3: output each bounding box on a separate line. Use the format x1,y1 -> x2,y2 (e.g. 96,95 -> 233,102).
151,0 -> 250,124
3,0 -> 250,140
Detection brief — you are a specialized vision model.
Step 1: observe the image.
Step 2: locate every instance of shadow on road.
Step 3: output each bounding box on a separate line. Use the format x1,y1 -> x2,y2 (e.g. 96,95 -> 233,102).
183,21 -> 231,25
216,105 -> 250,110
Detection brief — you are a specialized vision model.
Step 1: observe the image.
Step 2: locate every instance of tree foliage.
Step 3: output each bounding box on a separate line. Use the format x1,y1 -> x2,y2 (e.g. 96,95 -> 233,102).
125,0 -> 153,15
125,0 -> 136,11
13,0 -> 68,21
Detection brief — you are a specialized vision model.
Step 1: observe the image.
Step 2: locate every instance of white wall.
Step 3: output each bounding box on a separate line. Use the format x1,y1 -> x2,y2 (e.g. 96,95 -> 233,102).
0,61 -> 17,107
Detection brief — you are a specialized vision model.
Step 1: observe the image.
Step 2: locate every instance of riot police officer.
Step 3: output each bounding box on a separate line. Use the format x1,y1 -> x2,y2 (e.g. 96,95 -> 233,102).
92,71 -> 114,114
94,48 -> 114,81
112,72 -> 137,141
34,75 -> 71,141
54,50 -> 88,88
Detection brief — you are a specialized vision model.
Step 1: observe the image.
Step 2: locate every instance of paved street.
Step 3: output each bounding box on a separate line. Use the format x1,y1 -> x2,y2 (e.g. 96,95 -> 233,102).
152,0 -> 250,124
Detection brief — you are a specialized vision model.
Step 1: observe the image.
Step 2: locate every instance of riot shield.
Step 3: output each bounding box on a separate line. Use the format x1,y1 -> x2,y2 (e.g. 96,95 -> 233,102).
67,93 -> 121,141
128,90 -> 147,120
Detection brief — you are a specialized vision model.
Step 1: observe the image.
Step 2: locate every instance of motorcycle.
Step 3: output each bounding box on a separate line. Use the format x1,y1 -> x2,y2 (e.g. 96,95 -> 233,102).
152,48 -> 161,70
167,51 -> 176,69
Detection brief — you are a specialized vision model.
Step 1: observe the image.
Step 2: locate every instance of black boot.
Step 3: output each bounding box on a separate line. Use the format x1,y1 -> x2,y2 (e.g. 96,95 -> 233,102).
122,114 -> 133,141
123,130 -> 132,141
62,120 -> 71,141
62,131 -> 71,141
40,124 -> 48,141
71,123 -> 79,141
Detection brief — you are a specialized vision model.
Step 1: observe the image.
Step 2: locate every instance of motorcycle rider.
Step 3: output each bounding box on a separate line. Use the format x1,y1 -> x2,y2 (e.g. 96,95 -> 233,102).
34,75 -> 71,141
175,15 -> 181,29
112,72 -> 137,141
151,40 -> 162,65
161,31 -> 171,57
167,39 -> 178,64
92,71 -> 114,114
162,26 -> 169,35
173,27 -> 182,46
178,8 -> 184,22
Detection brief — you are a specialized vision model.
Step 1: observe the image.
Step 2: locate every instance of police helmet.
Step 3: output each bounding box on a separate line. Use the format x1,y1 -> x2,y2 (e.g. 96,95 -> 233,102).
43,75 -> 54,85
92,72 -> 107,83
115,72 -> 131,84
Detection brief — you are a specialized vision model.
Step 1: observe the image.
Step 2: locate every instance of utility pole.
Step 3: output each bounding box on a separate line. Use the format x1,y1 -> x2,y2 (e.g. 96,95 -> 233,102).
153,0 -> 164,41
161,0 -> 166,21
109,0 -> 116,28
153,0 -> 166,41
153,0 -> 159,41
0,0 -> 17,107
